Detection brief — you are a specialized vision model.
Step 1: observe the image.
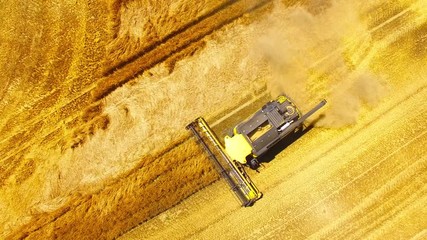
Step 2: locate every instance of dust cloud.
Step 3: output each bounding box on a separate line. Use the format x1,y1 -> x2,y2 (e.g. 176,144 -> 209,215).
255,0 -> 387,127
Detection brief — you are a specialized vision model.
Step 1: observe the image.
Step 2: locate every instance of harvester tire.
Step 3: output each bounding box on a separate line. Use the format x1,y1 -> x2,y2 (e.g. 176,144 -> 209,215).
248,158 -> 260,170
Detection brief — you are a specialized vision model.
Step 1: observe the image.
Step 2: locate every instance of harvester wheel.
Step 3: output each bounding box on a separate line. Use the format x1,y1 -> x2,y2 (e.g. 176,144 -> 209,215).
248,158 -> 260,170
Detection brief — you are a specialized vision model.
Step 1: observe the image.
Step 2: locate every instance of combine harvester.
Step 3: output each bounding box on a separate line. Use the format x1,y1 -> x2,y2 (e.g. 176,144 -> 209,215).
186,95 -> 326,206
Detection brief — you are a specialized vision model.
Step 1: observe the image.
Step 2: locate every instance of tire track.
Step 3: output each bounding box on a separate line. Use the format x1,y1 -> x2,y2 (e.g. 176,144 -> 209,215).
0,0 -> 274,164
129,82 -> 426,240
252,86 -> 427,239
366,193 -> 427,239
117,0 -> 427,238
102,0 -> 232,76
215,89 -> 425,240
5,0 -> 418,164
7,135 -> 217,239
261,83 -> 426,194
306,140 -> 427,239
0,2 -> 90,149
310,0 -> 426,70
92,0 -> 274,101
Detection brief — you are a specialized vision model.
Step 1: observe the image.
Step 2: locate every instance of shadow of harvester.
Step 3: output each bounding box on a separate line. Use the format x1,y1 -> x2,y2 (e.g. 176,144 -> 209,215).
257,114 -> 325,165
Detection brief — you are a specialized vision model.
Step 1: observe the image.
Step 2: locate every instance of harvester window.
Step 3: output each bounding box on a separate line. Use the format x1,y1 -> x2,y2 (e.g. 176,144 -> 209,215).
247,120 -> 271,142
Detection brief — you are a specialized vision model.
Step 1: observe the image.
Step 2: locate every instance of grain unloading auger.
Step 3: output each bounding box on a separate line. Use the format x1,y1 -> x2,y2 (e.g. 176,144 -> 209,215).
186,95 -> 326,206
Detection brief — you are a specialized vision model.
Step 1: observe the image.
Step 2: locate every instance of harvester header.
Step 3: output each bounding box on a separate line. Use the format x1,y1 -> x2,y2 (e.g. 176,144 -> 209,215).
186,117 -> 262,206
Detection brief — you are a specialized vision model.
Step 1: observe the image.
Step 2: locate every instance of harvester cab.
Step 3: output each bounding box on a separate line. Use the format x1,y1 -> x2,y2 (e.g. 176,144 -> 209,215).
186,95 -> 326,206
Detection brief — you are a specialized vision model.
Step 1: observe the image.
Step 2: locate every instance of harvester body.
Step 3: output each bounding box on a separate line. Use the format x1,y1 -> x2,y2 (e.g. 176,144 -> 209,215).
186,95 -> 326,206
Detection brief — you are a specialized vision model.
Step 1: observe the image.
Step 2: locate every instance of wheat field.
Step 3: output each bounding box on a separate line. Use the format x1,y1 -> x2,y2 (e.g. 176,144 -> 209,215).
1,0 -> 426,239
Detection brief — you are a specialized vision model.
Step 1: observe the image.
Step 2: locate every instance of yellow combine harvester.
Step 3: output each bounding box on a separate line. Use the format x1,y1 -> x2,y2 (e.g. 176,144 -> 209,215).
186,95 -> 326,206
